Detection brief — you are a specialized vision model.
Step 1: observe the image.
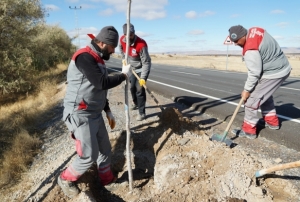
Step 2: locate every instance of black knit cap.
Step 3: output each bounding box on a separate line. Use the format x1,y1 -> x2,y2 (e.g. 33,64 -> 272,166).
228,25 -> 247,42
123,23 -> 135,35
95,26 -> 119,47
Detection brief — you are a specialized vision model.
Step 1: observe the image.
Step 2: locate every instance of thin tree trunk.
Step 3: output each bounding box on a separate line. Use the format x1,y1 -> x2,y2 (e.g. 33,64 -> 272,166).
124,0 -> 133,192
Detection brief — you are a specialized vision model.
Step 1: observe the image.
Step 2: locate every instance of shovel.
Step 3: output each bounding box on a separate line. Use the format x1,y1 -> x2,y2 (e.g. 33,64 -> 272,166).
255,160 -> 300,178
131,70 -> 164,112
211,98 -> 243,146
122,60 -> 164,112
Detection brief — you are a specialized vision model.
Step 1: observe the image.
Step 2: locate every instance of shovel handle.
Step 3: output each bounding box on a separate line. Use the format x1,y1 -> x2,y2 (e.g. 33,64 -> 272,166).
131,70 -> 147,89
124,60 -> 164,111
255,160 -> 300,178
220,98 -> 243,142
224,98 -> 244,132
131,70 -> 164,111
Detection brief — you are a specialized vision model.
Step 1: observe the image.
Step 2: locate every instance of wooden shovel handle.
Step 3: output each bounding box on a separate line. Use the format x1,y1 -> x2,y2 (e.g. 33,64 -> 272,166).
224,98 -> 244,132
132,70 -> 164,111
256,160 -> 300,177
124,61 -> 164,111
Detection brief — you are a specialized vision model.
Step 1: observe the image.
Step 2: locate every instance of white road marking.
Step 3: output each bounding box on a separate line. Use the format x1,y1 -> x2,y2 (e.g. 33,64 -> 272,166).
148,79 -> 300,124
109,64 -> 299,92
171,71 -> 200,76
107,67 -> 118,71
154,74 -> 236,95
187,68 -> 247,75
108,61 -> 300,123
280,86 -> 300,91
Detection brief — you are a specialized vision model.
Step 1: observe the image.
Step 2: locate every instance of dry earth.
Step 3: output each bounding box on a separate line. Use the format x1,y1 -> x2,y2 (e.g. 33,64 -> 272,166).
1,55 -> 300,202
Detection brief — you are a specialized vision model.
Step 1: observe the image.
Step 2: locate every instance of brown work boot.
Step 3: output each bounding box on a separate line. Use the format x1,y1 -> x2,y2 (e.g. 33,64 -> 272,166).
57,175 -> 80,198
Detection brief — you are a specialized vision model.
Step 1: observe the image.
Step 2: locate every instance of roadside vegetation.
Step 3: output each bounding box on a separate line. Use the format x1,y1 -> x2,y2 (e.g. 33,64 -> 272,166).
0,0 -> 73,188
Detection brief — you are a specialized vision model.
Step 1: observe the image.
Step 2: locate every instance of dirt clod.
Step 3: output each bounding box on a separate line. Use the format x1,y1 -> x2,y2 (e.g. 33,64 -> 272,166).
160,107 -> 202,134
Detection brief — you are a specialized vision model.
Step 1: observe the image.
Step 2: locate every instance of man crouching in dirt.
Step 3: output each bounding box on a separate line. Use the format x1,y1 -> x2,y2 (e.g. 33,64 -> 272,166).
58,26 -> 132,198
228,25 -> 291,139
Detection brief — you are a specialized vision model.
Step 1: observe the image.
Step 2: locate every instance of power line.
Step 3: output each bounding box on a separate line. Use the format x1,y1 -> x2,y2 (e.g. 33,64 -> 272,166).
69,6 -> 82,50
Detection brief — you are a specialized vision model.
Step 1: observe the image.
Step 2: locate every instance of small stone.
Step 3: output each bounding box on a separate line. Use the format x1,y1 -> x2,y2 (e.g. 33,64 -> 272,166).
274,158 -> 282,163
178,138 -> 190,146
222,183 -> 231,196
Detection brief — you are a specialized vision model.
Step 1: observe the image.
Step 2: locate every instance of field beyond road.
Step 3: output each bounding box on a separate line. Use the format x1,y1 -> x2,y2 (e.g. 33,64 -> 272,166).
150,54 -> 300,77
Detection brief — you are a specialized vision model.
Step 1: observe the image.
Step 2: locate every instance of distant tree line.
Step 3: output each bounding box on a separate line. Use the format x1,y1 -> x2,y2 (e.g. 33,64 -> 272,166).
0,0 -> 73,96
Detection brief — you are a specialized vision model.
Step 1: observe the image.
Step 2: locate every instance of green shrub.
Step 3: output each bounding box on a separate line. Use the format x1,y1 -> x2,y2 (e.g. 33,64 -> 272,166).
0,0 -> 72,96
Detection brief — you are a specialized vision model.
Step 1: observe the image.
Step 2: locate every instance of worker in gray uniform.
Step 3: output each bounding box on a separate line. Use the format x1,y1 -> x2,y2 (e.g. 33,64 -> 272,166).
58,26 -> 131,198
228,25 -> 291,139
119,23 -> 151,121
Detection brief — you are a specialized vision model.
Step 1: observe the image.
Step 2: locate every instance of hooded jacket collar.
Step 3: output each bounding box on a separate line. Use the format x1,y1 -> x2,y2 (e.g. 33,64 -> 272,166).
89,40 -> 104,58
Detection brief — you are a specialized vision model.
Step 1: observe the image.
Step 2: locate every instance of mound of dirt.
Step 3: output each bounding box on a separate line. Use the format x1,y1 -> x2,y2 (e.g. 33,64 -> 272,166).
160,107 -> 203,135
161,107 -> 190,131
1,84 -> 299,202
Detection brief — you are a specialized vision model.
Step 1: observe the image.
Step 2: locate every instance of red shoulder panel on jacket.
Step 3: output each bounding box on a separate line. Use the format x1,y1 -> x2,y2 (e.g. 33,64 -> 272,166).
72,46 -> 105,64
243,27 -> 265,55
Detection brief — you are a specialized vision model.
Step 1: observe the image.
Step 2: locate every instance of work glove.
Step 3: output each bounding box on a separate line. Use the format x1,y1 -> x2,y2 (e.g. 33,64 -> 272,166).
106,111 -> 116,129
139,79 -> 146,86
122,60 -> 132,78
122,63 -> 132,78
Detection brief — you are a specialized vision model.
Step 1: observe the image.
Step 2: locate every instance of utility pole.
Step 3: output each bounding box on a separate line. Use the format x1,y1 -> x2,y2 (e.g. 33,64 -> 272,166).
69,6 -> 82,50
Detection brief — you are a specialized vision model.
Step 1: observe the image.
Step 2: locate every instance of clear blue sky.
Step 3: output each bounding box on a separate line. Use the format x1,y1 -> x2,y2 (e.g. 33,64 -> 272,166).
42,0 -> 300,53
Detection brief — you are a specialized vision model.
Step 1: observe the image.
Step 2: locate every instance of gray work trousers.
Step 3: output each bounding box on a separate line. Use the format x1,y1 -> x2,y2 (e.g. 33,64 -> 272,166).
243,72 -> 290,133
64,112 -> 111,178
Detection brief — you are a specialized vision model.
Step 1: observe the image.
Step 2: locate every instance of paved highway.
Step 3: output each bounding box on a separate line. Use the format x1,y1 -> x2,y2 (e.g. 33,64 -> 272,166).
106,58 -> 300,151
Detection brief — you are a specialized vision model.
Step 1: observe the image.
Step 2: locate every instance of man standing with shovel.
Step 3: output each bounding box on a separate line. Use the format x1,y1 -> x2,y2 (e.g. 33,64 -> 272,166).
228,25 -> 291,139
119,23 -> 152,121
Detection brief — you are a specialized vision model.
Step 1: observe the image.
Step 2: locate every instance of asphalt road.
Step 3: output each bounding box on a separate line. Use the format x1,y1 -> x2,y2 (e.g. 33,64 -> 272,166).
106,57 -> 300,151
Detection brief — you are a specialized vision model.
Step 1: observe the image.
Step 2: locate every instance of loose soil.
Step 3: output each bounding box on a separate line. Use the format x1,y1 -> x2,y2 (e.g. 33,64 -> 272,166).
1,77 -> 300,202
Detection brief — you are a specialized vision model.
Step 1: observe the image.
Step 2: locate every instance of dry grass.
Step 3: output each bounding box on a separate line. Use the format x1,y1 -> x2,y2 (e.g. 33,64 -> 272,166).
0,64 -> 67,188
149,54 -> 300,77
0,131 -> 41,187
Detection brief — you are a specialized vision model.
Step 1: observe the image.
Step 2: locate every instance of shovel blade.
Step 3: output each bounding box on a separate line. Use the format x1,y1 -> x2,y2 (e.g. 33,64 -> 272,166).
211,133 -> 233,147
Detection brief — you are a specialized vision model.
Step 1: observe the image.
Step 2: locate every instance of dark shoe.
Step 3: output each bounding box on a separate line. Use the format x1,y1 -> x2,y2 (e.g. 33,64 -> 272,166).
57,175 -> 80,198
258,119 -> 279,130
136,113 -> 146,121
102,176 -> 117,186
130,104 -> 138,110
103,176 -> 118,191
231,129 -> 256,139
